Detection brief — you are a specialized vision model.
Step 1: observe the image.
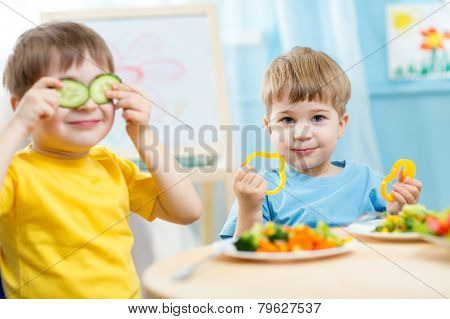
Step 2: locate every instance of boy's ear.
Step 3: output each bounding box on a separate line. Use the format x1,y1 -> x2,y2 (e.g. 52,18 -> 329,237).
11,96 -> 19,111
264,118 -> 272,134
337,113 -> 349,139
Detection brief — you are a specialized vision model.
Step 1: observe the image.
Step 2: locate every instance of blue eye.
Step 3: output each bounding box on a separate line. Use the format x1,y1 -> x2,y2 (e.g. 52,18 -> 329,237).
281,117 -> 295,125
312,115 -> 326,123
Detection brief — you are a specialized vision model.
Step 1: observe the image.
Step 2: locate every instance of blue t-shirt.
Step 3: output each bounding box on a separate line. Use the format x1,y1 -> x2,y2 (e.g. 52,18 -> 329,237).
220,160 -> 387,239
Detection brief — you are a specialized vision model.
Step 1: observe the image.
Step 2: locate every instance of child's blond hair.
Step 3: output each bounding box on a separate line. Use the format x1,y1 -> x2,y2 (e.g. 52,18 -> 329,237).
262,46 -> 350,118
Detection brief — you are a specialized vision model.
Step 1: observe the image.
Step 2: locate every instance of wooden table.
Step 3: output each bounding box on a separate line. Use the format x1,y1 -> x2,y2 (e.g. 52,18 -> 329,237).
143,237 -> 450,298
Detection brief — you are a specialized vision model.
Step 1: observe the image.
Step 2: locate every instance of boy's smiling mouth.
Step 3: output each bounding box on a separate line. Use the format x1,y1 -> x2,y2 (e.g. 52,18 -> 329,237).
67,119 -> 102,128
290,146 -> 318,155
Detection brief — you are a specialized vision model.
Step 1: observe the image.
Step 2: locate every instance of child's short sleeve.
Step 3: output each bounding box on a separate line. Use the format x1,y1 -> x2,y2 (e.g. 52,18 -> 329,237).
115,157 -> 158,221
0,170 -> 16,217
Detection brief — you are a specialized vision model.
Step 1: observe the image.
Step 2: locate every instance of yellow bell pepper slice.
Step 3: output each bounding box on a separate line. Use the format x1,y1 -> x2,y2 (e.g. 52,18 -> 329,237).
242,152 -> 286,196
380,159 -> 416,202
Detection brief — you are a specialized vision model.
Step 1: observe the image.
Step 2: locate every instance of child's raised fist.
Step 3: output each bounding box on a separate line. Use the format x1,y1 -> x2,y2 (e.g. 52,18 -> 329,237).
233,165 -> 267,213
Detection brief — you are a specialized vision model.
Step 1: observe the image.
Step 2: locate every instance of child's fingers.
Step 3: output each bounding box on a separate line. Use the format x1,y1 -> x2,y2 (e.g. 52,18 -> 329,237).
33,77 -> 63,89
392,184 -> 415,204
115,98 -> 146,112
122,109 -> 146,123
42,92 -> 60,109
396,183 -> 420,199
40,96 -> 59,119
107,89 -> 135,100
387,201 -> 401,215
41,88 -> 60,103
391,190 -> 407,206
115,98 -> 132,109
257,178 -> 267,190
242,171 -> 258,185
113,83 -> 136,92
255,177 -> 265,189
111,84 -> 151,103
234,168 -> 246,182
403,178 -> 423,191
250,174 -> 264,187
235,166 -> 254,184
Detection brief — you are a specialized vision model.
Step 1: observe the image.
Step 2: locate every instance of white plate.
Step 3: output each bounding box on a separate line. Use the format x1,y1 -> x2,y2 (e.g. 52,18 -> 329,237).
347,220 -> 421,240
420,234 -> 450,248
221,240 -> 355,261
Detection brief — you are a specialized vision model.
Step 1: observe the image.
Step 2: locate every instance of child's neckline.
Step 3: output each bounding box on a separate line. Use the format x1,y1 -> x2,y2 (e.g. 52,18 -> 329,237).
25,144 -> 93,169
287,161 -> 344,178
29,144 -> 90,160
284,160 -> 352,185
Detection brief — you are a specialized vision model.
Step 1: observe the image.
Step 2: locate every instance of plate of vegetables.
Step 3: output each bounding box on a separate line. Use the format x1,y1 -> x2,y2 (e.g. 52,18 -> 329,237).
223,221 -> 354,261
347,205 -> 429,240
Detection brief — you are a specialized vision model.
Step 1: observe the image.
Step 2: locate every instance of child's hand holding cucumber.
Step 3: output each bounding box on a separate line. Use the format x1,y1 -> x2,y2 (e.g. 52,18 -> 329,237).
106,83 -> 151,141
11,77 -> 63,134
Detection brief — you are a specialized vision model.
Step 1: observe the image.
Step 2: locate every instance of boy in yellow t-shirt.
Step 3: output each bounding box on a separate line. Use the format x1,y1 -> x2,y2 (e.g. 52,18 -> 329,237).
0,22 -> 201,298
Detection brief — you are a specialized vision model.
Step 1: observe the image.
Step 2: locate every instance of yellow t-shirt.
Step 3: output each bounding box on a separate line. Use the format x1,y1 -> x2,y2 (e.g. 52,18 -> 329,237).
0,145 -> 157,298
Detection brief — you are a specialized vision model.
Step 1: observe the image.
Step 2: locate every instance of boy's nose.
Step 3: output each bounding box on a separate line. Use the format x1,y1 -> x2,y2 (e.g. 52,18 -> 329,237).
78,99 -> 99,111
293,124 -> 313,140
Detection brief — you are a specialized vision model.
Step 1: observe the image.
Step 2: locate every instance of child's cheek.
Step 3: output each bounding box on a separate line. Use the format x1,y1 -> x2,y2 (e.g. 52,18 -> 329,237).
54,108 -> 71,124
271,130 -> 290,153
100,103 -> 115,123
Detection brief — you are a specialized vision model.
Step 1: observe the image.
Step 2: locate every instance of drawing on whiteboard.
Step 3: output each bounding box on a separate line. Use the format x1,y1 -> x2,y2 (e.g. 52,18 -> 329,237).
103,33 -> 187,148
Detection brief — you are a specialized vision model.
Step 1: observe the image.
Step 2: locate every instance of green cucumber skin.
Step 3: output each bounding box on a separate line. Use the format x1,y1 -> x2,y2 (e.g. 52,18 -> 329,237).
89,73 -> 122,105
59,79 -> 89,109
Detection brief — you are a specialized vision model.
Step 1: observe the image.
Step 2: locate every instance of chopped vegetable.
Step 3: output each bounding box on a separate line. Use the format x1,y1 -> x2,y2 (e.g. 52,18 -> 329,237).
416,208 -> 450,240
234,221 -> 350,253
58,73 -> 122,109
373,204 -> 450,241
89,73 -> 122,105
374,204 -> 428,233
234,224 -> 263,252
59,79 -> 89,108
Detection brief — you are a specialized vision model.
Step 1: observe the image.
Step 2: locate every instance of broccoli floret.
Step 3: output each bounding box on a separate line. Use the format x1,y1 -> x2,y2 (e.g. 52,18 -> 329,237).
234,224 -> 264,251
234,232 -> 258,251
266,223 -> 289,242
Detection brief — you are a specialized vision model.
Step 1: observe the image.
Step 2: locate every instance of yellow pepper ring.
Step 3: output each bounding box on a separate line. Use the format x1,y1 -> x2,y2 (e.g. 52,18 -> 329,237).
242,152 -> 286,196
380,159 -> 416,202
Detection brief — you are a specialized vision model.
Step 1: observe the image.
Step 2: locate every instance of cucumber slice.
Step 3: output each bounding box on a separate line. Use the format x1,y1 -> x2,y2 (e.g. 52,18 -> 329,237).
89,73 -> 122,105
58,79 -> 89,109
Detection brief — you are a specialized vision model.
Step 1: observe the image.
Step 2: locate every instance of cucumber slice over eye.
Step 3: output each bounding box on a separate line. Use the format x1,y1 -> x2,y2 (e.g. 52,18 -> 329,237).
58,79 -> 89,109
89,73 -> 122,105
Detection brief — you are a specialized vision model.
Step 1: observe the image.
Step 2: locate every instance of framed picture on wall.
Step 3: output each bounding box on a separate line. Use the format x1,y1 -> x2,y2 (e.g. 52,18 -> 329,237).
386,2 -> 450,81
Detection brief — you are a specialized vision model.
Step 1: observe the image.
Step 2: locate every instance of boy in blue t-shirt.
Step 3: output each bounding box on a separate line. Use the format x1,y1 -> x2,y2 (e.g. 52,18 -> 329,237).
220,47 -> 423,239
